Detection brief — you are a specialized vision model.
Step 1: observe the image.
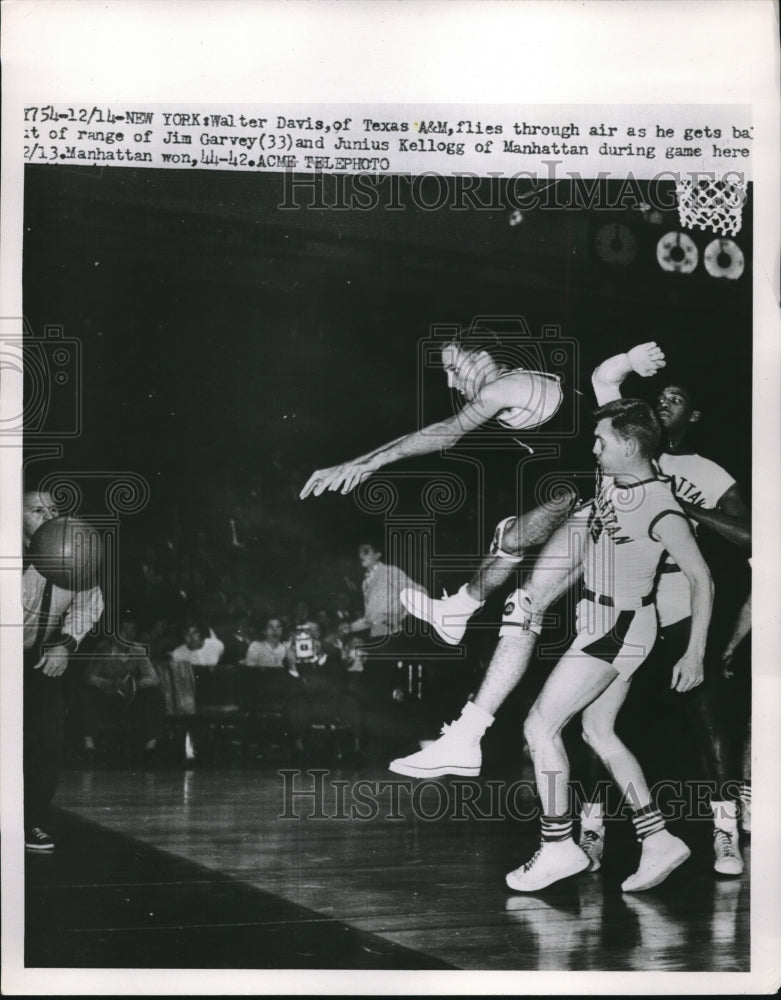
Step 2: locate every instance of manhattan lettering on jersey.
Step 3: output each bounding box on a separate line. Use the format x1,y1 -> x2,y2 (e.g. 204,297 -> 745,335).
583,478 -> 684,604
656,452 -> 735,512
587,488 -> 633,545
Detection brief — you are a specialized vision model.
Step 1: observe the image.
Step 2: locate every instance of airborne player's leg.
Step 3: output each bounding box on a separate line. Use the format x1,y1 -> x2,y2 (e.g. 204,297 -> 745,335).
389,516 -> 585,778
401,486 -> 580,645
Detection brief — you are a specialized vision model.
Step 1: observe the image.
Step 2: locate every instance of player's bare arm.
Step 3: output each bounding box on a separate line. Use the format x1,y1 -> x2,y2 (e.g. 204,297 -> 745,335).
591,341 -> 667,406
653,512 -> 714,692
722,590 -> 752,679
300,375 -> 524,499
678,484 -> 751,549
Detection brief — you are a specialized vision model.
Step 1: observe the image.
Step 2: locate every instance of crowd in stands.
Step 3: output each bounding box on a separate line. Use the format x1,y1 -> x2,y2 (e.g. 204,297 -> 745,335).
65,517 -> 456,768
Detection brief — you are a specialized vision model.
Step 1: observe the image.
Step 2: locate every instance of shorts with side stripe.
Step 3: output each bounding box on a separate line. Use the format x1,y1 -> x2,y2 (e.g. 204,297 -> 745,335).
570,599 -> 657,680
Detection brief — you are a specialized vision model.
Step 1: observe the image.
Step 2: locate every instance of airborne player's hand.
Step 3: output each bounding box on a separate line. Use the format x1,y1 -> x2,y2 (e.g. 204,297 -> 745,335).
670,652 -> 704,692
627,342 -> 666,378
300,462 -> 374,498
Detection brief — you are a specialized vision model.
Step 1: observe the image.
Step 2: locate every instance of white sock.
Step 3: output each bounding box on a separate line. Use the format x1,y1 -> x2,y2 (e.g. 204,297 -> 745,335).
711,799 -> 739,831
580,801 -> 604,829
459,700 -> 494,736
456,583 -> 483,611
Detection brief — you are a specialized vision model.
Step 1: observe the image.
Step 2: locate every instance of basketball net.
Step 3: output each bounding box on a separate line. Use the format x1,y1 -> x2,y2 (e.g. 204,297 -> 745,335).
675,174 -> 746,236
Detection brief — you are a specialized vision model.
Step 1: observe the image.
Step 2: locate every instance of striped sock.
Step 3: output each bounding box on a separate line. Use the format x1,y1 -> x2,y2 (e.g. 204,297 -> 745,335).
541,815 -> 573,842
631,803 -> 665,841
740,781 -> 751,805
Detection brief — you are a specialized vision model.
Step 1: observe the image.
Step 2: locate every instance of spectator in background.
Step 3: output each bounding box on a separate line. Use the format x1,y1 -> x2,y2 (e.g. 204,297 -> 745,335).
245,617 -> 293,669
286,632 -> 361,758
242,616 -> 298,722
82,613 -> 164,762
351,543 -> 413,640
167,621 -> 225,762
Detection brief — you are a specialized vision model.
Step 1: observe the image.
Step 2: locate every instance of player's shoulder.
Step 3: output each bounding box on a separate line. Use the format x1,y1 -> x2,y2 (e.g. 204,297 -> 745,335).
658,449 -> 733,478
644,476 -> 685,512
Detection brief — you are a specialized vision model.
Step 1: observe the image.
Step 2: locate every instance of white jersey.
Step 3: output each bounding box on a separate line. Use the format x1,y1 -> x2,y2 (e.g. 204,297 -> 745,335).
583,477 -> 684,607
655,451 -> 735,626
493,368 -> 564,432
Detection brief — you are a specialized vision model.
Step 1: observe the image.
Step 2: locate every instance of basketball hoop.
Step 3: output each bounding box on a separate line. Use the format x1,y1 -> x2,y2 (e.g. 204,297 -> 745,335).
675,174 -> 746,237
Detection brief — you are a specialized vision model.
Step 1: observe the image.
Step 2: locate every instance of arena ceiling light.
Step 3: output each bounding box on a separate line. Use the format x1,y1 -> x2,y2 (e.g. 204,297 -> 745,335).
656,230 -> 698,274
703,238 -> 745,280
594,223 -> 638,265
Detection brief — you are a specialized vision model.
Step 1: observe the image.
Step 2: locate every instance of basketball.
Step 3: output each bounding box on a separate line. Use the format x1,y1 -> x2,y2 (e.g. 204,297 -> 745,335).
27,516 -> 102,591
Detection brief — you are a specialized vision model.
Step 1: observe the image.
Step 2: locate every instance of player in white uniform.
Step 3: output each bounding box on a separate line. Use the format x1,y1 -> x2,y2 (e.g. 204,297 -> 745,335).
505,398 -> 713,893
390,343 -> 667,779
577,365 -> 751,875
396,349 -> 751,879
301,329 -> 581,621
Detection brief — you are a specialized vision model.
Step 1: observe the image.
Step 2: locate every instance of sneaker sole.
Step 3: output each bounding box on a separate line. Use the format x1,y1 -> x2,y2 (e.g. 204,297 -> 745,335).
621,843 -> 691,892
25,843 -> 54,852
505,853 -> 590,893
388,761 -> 480,778
714,860 -> 744,876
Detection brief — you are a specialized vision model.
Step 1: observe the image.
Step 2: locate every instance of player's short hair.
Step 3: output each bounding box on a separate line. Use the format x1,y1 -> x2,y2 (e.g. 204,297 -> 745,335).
593,398 -> 660,459
444,327 -> 502,361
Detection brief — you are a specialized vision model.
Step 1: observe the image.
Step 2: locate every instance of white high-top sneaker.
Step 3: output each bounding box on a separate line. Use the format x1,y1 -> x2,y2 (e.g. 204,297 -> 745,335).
711,801 -> 744,875
506,840 -> 590,892
388,701 -> 493,777
621,830 -> 691,892
400,584 -> 482,645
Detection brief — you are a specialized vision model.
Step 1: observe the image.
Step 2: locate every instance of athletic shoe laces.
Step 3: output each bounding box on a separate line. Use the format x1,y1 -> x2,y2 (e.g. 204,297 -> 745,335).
521,849 -> 542,873
581,829 -> 601,848
714,828 -> 738,857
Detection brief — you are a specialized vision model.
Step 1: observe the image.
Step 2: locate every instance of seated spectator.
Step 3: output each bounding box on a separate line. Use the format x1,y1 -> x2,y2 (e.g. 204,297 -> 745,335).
286,632 -> 361,758
245,617 -> 293,669
171,621 -> 225,668
242,617 -> 298,715
82,614 -> 165,761
167,621 -> 225,762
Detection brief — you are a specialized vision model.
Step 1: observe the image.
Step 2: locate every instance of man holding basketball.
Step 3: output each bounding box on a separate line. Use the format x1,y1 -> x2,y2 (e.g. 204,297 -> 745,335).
23,488 -> 104,851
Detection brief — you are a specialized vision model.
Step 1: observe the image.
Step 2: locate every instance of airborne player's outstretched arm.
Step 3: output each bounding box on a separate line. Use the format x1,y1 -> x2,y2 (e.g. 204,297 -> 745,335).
591,342 -> 667,406
300,373 -> 528,499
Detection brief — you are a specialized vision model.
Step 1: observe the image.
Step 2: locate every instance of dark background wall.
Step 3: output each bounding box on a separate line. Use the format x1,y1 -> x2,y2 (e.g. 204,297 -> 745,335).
22,166 -> 752,619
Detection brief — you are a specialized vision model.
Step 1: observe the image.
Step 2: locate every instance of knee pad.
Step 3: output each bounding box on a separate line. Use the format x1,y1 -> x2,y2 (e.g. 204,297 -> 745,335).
489,516 -> 524,563
499,588 -> 542,637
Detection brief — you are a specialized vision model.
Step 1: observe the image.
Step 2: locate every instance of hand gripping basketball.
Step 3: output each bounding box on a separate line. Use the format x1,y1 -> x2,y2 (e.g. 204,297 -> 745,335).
27,516 -> 102,590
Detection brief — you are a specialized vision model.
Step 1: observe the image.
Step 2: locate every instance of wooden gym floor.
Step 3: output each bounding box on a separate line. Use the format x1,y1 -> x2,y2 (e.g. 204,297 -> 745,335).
24,761 -> 749,973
